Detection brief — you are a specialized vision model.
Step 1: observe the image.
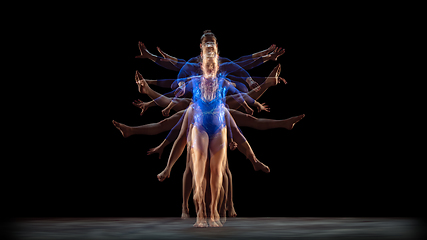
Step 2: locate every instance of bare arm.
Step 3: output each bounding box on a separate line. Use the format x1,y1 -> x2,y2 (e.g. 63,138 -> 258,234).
251,44 -> 276,59
135,42 -> 158,62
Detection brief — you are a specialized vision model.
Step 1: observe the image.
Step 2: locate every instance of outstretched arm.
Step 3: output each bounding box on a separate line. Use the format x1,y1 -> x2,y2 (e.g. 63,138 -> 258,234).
135,42 -> 186,71
135,42 -> 158,62
231,45 -> 285,70
157,47 -> 187,69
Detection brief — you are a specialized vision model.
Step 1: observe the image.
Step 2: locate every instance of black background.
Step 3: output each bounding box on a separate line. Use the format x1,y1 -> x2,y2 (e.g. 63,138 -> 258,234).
13,5 -> 421,219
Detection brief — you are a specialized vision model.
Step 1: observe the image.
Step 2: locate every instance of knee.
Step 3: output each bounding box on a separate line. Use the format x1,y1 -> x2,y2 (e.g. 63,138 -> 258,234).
158,118 -> 169,127
210,166 -> 222,178
193,187 -> 204,200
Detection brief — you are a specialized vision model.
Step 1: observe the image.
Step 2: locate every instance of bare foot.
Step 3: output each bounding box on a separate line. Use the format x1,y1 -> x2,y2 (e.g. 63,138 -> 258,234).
157,168 -> 170,182
112,120 -> 131,138
252,159 -> 270,173
220,204 -> 227,223
208,219 -> 223,227
283,114 -> 305,130
227,206 -> 237,217
181,207 -> 190,219
181,212 -> 190,219
193,220 -> 208,228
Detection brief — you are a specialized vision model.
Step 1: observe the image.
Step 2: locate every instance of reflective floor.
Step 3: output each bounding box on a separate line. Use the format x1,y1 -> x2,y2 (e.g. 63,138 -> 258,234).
10,217 -> 423,240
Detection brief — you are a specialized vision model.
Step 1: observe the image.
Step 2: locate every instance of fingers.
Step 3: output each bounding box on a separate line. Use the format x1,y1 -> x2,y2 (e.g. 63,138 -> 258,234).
267,44 -> 276,53
247,108 -> 254,115
132,99 -> 143,105
162,109 -> 170,117
280,77 -> 287,84
148,148 -> 163,159
251,82 -> 260,92
135,42 -> 145,58
263,103 -> 271,112
136,70 -> 143,80
135,70 -> 144,84
138,42 -> 146,51
147,149 -> 153,155
157,46 -> 166,57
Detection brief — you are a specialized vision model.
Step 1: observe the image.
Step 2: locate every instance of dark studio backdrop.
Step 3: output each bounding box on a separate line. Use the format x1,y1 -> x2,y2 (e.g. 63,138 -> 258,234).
14,5 -> 420,220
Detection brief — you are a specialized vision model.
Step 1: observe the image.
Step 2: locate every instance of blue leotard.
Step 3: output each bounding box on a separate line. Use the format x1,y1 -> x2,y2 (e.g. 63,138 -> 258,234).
191,75 -> 227,138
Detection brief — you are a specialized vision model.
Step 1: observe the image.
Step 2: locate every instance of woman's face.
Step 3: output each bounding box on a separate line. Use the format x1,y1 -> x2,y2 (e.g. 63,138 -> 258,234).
201,36 -> 218,58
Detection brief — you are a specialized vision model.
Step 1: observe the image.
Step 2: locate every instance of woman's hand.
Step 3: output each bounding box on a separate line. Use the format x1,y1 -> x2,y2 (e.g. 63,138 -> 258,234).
174,83 -> 185,97
135,70 -> 148,94
162,106 -> 171,117
135,42 -> 154,59
157,47 -> 179,65
229,139 -> 237,151
256,102 -> 270,113
246,77 -> 260,92
269,47 -> 285,61
132,99 -> 149,116
147,145 -> 164,159
244,104 -> 254,115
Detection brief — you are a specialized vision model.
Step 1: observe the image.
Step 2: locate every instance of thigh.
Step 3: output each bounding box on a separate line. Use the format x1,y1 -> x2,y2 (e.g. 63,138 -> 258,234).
209,127 -> 227,169
229,109 -> 256,127
191,125 -> 209,155
159,110 -> 186,129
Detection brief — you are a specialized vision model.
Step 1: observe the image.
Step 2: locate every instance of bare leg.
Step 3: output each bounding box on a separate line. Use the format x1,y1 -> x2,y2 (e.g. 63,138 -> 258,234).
219,159 -> 228,223
218,184 -> 226,223
145,78 -> 175,88
157,108 -> 193,182
224,161 -> 237,217
224,109 -> 270,173
208,127 -> 227,227
137,73 -> 191,111
230,109 -> 305,130
248,64 -> 285,100
112,110 -> 185,138
181,160 -> 192,219
181,125 -> 194,219
191,126 -> 209,227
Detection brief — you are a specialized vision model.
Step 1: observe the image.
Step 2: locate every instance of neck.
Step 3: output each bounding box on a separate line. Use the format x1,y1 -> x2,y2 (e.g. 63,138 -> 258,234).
201,54 -> 219,79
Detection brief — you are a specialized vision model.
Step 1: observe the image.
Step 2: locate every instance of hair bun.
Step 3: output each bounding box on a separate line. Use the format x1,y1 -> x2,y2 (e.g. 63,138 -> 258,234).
203,30 -> 212,34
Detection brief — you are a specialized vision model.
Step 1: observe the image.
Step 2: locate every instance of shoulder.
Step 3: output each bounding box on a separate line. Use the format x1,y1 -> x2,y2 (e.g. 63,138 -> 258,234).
188,56 -> 201,63
219,57 -> 231,63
